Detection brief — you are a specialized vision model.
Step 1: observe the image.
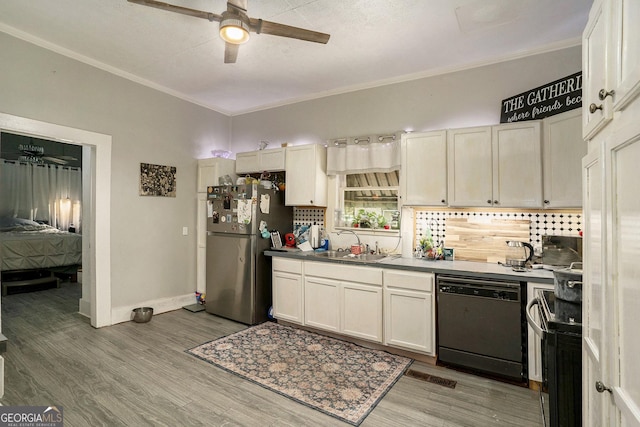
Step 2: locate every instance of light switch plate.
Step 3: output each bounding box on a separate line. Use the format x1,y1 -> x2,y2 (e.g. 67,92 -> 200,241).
182,227 -> 188,236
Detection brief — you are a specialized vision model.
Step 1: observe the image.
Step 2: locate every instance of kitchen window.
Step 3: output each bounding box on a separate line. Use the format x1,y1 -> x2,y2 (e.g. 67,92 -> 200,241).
337,171 -> 400,230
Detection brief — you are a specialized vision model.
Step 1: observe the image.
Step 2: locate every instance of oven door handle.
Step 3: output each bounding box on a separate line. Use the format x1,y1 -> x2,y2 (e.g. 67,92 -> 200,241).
526,297 -> 545,338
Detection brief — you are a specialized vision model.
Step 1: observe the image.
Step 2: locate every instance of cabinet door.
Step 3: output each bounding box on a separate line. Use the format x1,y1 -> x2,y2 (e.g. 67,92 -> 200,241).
543,109 -> 586,208
341,282 -> 382,343
235,151 -> 260,174
603,131 -> 640,426
611,0 -> 640,112
582,147 -> 607,427
447,126 -> 493,207
492,122 -> 542,208
260,148 -> 286,171
526,282 -> 554,383
197,158 -> 236,193
401,131 -> 447,206
583,0 -> 613,139
196,194 -> 207,293
273,271 -> 303,324
285,144 -> 327,207
384,288 -> 434,355
304,276 -> 340,332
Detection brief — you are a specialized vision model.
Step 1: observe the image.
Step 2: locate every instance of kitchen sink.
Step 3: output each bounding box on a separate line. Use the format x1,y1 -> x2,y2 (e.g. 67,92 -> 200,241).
312,251 -> 390,263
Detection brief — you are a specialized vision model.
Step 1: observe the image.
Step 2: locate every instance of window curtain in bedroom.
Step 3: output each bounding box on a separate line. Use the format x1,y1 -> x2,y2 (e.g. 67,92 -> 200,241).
0,161 -> 82,231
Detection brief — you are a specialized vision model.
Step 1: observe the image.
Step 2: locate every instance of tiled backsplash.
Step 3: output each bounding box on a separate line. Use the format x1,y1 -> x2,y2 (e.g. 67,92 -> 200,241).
414,209 -> 582,251
294,207 -> 582,254
293,208 -> 325,228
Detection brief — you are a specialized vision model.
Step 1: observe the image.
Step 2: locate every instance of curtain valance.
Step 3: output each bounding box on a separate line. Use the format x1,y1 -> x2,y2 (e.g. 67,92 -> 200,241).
326,132 -> 402,175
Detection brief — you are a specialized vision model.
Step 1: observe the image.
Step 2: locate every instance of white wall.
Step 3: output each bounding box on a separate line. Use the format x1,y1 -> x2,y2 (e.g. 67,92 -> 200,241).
0,32 -> 231,314
230,46 -> 582,151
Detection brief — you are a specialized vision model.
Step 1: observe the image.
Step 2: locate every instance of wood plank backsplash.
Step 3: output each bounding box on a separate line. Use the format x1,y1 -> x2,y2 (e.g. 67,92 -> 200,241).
445,217 -> 530,263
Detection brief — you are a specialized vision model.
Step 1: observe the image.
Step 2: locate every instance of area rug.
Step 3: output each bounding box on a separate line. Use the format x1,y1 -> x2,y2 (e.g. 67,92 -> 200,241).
186,322 -> 412,426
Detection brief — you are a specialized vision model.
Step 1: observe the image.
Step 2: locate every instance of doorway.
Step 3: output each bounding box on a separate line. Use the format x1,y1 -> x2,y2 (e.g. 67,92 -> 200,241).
0,112 -> 112,328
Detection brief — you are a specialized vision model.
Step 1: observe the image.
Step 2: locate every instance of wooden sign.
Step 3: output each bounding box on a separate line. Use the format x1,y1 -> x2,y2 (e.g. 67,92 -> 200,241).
500,71 -> 582,123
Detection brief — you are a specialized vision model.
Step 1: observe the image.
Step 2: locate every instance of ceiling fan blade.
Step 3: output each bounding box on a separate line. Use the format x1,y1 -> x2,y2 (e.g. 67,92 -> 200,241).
127,0 -> 222,22
42,156 -> 68,165
250,19 -> 330,44
224,43 -> 239,64
227,0 -> 248,13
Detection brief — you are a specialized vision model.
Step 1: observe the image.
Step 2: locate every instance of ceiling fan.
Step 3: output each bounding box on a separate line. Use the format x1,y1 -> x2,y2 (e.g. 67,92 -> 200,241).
16,144 -> 78,165
127,0 -> 331,63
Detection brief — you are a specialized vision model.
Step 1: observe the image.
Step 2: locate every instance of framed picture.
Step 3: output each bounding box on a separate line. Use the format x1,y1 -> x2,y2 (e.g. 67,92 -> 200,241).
139,163 -> 177,197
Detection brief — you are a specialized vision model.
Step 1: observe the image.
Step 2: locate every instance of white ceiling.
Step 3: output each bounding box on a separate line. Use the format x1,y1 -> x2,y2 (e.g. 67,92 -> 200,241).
0,0 -> 592,116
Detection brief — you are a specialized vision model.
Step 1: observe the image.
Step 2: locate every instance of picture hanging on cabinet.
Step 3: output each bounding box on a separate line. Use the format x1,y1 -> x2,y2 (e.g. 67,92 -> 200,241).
139,163 -> 177,197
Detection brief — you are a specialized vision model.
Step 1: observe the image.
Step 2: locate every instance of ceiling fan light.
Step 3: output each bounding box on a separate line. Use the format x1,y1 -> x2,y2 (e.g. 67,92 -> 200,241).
219,18 -> 250,44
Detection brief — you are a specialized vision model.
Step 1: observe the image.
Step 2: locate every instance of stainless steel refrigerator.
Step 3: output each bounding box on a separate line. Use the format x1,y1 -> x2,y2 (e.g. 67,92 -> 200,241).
205,184 -> 293,324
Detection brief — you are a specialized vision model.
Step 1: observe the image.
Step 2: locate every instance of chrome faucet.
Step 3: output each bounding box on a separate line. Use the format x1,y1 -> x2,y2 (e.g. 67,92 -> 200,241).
337,229 -> 361,252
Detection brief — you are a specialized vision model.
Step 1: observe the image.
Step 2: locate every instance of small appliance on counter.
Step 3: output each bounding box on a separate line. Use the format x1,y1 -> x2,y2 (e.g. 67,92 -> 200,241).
504,240 -> 534,267
542,235 -> 582,269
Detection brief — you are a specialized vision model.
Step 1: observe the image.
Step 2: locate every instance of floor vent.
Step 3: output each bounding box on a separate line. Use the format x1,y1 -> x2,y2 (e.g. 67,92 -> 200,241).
405,369 -> 457,389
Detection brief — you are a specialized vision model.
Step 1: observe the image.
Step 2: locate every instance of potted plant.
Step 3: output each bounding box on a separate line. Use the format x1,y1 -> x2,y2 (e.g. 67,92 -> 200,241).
377,215 -> 389,229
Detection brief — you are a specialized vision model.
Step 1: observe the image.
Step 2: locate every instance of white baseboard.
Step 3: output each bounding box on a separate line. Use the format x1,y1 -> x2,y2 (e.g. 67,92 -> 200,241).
111,293 -> 196,325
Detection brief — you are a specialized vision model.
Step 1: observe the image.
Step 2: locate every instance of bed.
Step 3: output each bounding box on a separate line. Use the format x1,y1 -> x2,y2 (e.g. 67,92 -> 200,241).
0,217 -> 82,294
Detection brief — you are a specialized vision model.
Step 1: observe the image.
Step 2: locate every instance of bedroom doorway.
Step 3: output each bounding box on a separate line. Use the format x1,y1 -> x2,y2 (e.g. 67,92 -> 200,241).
0,112 -> 112,329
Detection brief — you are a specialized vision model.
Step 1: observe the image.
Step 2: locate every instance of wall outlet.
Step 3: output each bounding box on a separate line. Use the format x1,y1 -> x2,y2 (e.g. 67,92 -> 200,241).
182,226 -> 188,236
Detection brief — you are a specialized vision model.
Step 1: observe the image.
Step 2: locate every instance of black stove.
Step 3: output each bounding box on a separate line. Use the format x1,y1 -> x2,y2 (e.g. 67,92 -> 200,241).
539,289 -> 582,334
536,289 -> 582,427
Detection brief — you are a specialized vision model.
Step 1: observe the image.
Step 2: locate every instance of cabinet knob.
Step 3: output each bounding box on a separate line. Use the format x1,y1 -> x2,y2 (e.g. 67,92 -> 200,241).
598,88 -> 615,100
544,200 -> 550,204
309,200 -> 313,204
493,200 -> 499,205
595,381 -> 612,394
441,199 -> 446,204
589,103 -> 603,114
487,199 -> 492,204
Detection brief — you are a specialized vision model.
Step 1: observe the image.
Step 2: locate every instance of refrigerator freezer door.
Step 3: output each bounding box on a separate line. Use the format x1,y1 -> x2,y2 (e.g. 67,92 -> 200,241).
205,233 -> 254,324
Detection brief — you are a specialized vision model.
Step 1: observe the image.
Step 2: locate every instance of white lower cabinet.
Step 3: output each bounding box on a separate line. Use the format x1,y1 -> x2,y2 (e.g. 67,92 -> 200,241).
272,258 -> 304,324
341,282 -> 383,342
383,270 -> 436,355
526,281 -> 554,383
272,258 -> 436,351
304,261 -> 383,343
304,276 -> 340,332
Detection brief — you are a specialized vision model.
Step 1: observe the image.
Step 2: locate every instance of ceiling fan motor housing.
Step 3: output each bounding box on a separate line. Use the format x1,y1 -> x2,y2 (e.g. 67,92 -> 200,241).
219,11 -> 251,44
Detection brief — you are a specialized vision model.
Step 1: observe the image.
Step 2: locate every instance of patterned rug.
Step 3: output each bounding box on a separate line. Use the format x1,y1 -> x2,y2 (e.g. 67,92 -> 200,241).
186,322 -> 412,426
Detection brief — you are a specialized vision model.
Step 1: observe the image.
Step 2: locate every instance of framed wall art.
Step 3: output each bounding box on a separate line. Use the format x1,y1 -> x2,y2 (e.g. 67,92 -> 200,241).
139,163 -> 176,197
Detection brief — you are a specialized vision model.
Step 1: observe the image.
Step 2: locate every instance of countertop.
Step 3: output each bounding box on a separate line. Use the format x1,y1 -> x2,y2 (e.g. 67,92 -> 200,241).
265,249 -> 555,284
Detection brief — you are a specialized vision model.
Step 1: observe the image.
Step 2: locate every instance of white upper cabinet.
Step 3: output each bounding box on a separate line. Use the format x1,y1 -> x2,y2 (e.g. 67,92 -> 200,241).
400,131 -> 447,206
582,0 -> 640,138
447,126 -> 493,207
610,0 -> 640,113
448,122 -> 542,208
235,147 -> 285,174
583,0 -> 613,139
542,109 -> 586,208
197,157 -> 236,193
492,121 -> 543,208
285,144 -> 327,207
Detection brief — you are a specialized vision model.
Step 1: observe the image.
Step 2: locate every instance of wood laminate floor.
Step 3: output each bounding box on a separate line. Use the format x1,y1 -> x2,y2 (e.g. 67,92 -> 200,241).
0,281 -> 544,426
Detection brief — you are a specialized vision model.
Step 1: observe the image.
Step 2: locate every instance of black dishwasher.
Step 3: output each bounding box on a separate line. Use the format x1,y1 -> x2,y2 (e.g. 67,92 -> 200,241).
437,275 -> 527,382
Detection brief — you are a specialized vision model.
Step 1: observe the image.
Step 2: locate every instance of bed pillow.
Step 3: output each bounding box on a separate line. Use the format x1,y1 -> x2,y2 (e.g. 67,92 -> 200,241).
0,217 -> 45,231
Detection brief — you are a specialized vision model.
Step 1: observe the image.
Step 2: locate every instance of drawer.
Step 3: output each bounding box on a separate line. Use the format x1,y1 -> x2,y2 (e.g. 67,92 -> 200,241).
383,269 -> 434,292
305,261 -> 382,285
273,258 -> 302,274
